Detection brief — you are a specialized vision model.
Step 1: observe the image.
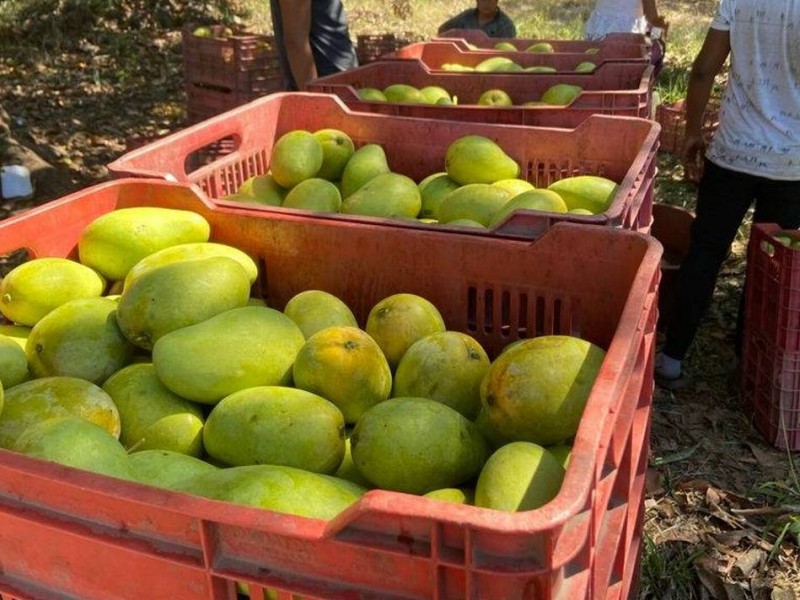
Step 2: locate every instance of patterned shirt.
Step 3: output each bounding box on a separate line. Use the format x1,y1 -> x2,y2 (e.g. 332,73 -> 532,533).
706,0 -> 800,179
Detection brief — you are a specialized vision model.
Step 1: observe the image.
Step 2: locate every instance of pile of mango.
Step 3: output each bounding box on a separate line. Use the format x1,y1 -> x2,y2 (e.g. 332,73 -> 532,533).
0,205 -> 607,521
356,81 -> 584,106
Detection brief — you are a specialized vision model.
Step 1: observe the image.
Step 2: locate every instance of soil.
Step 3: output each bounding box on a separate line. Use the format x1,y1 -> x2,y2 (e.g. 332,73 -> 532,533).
0,19 -> 797,600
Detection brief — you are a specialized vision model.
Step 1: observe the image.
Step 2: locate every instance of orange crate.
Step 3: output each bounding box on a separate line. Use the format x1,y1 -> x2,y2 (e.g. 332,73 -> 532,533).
388,40 -> 649,68
356,32 -> 416,65
108,93 -> 659,235
0,178 -> 659,600
741,223 -> 800,450
308,59 -> 654,120
435,28 -> 650,54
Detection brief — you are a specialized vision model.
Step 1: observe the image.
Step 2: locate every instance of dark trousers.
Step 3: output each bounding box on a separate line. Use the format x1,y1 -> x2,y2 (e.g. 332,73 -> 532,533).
663,159 -> 800,361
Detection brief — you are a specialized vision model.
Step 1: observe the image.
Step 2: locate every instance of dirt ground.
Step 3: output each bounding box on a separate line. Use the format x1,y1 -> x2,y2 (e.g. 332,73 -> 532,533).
0,19 -> 798,600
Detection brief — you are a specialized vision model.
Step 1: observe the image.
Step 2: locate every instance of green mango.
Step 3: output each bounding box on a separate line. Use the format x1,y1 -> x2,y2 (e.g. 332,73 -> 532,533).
351,397 -> 489,494
117,256 -> 251,351
0,376 -> 121,449
129,449 -> 219,489
423,487 -> 474,504
13,416 -> 136,481
173,464 -> 366,521
475,56 -> 519,72
102,363 -> 205,456
282,177 -> 342,213
418,172 -> 460,219
269,130 -> 324,188
382,83 -> 425,104
0,334 -> 29,389
340,144 -> 390,198
475,441 -> 565,512
232,173 -> 287,206
489,189 -> 569,227
204,386 -> 345,474
0,324 -> 30,350
419,85 -> 451,104
334,437 -> 374,489
282,289 -> 358,340
435,183 -> 512,226
152,306 -> 305,405
444,135 -> 520,185
340,172 -> 422,219
26,297 -> 135,384
547,175 -> 618,214
0,257 -> 106,326
78,207 -> 211,281
540,83 -> 583,106
313,129 -> 355,181
357,88 -> 387,101
123,242 -> 259,289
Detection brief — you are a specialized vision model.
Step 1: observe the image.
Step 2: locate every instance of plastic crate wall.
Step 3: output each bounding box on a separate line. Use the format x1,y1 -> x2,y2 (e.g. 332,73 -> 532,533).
356,32 -> 416,65
0,179 -> 660,600
741,223 -> 800,450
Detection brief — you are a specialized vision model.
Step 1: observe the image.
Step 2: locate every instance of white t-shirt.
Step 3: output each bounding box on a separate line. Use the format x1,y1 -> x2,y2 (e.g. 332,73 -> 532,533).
584,0 -> 647,40
706,0 -> 800,180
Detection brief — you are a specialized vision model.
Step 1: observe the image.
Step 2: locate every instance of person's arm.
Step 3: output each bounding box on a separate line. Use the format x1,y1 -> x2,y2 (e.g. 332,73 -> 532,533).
681,27 -> 730,177
438,15 -> 462,35
278,0 -> 317,89
642,0 -> 667,29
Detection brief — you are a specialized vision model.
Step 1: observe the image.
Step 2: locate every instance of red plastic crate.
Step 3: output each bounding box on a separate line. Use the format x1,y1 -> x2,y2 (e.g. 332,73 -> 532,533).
356,32 -> 417,65
309,59 -> 654,120
0,178 -> 660,600
655,97 -> 721,157
741,223 -> 800,450
435,29 -> 650,54
388,40 -> 650,68
108,93 -> 659,235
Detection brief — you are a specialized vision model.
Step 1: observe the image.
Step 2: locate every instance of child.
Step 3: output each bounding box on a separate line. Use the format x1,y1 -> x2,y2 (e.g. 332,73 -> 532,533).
584,0 -> 667,41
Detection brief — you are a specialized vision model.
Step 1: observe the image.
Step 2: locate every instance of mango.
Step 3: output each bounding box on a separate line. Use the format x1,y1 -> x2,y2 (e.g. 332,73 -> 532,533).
152,306 -> 305,404
477,89 -> 513,106
575,61 -> 596,73
334,436 -> 374,489
524,66 -> 557,73
365,293 -> 446,370
269,130 -> 323,188
357,88 -> 387,102
204,386 -> 345,473
313,129 -> 355,181
351,397 -> 489,494
0,334 -> 29,389
423,487 -> 474,504
0,324 -> 30,350
117,256 -> 251,350
282,178 -> 341,213
293,326 -> 392,424
78,207 -> 211,281
548,443 -> 572,469
489,189 -> 568,227
102,363 -> 205,456
382,83 -> 425,104
419,85 -> 451,104
340,172 -> 421,219
479,335 -> 605,446
492,178 -> 535,197
540,84 -> 582,106
129,449 -> 218,489
340,144 -> 390,198
475,56 -> 518,72
26,297 -> 135,384
232,173 -> 287,206
123,242 -> 259,289
417,172 -> 460,219
444,135 -> 520,185
436,183 -> 512,226
474,441 -> 565,511
173,464 -> 366,520
527,42 -> 555,53
0,376 -> 121,448
493,42 -> 516,51
392,331 -> 489,420
282,289 -> 358,339
547,175 -> 618,214
13,416 -> 136,481
0,257 -> 106,326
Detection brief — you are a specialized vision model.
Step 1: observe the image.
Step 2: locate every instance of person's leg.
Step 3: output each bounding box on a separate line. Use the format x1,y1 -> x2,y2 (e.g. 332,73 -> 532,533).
660,160 -> 757,369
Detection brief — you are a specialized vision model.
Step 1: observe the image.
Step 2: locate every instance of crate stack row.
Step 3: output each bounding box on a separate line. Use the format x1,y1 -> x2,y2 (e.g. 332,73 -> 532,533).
1,29 -> 672,600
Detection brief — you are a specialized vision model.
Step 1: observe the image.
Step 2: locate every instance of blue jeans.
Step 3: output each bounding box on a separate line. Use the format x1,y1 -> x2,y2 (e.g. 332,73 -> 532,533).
663,159 -> 800,360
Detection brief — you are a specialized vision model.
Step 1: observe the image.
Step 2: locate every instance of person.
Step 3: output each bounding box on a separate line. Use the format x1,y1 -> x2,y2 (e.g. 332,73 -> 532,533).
270,0 -> 358,91
437,0 -> 517,39
584,0 -> 667,40
655,0 -> 800,389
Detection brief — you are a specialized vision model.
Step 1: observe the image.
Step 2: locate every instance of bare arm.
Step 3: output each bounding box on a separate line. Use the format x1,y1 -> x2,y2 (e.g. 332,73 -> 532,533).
682,27 -> 730,173
278,0 -> 317,89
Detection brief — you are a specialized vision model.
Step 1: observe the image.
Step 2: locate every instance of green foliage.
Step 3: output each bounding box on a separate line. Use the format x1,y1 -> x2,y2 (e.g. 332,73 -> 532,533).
639,535 -> 706,599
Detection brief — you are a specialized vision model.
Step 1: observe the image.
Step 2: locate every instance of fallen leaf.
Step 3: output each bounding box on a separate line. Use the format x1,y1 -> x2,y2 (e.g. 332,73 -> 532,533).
732,548 -> 766,578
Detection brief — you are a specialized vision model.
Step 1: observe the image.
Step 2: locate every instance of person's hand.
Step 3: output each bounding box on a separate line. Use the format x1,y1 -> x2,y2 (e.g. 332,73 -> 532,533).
681,133 -> 705,182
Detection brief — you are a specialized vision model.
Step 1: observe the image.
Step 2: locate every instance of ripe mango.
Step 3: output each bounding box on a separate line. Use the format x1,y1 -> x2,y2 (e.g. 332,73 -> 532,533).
340,172 -> 422,219
340,144 -> 390,198
25,296 -> 134,384
0,334 -> 29,389
129,449 -> 218,489
123,241 -> 259,289
351,397 -> 489,494
270,130 -> 323,188
116,256 -> 251,350
13,416 -> 136,481
173,464 -> 366,520
292,326 -> 392,424
204,386 -> 345,473
475,441 -> 565,511
0,376 -> 121,448
0,257 -> 106,326
102,363 -> 205,456
152,306 -> 305,404
78,207 -> 211,281
282,290 -> 358,339
392,331 -> 489,419
444,135 -> 520,185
